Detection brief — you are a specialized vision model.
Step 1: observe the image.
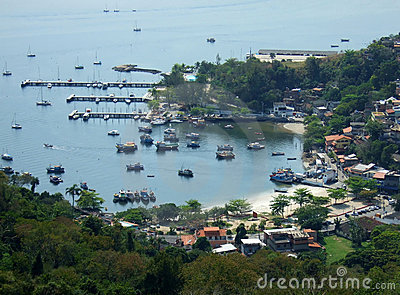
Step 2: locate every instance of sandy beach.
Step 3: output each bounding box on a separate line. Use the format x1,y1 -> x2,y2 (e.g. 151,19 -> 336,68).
247,184 -> 329,213
281,122 -> 305,134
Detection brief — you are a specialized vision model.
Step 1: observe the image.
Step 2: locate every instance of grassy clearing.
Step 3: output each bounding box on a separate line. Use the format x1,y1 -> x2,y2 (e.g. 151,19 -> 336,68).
323,235 -> 354,264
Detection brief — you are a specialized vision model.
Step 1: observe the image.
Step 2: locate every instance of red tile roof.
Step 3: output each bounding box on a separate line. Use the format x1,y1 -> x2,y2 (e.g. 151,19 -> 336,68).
181,235 -> 196,246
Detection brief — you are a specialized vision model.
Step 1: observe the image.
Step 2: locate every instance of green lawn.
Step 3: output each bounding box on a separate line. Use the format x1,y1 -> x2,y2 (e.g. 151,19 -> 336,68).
323,235 -> 354,264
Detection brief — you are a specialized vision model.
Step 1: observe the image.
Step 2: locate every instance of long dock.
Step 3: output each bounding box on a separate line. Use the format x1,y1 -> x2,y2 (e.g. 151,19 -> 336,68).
68,110 -> 148,120
21,80 -> 156,88
66,94 -> 149,103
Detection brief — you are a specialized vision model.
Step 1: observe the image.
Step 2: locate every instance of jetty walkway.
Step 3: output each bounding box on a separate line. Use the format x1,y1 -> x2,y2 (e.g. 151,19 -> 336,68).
66,94 -> 150,103
21,79 -> 156,89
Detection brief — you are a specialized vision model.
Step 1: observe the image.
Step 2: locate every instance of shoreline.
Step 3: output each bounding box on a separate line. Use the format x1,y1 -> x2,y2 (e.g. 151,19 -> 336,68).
280,122 -> 305,135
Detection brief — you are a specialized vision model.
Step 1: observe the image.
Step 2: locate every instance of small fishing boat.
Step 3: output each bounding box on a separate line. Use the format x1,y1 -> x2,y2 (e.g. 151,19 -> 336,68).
47,83 -> 52,88
133,21 -> 141,32
104,115 -> 110,121
140,133 -> 154,144
274,188 -> 288,193
126,162 -> 144,171
331,44 -> 339,48
151,119 -> 166,125
125,98 -> 131,104
155,141 -> 178,151
43,143 -> 53,148
217,144 -> 233,151
270,168 -> 295,184
164,128 -> 176,135
164,134 -> 179,142
0,166 -> 14,174
147,175 -> 155,178
247,142 -> 265,150
113,98 -> 118,103
116,142 -> 138,153
187,141 -> 200,148
95,98 -> 100,104
341,38 -> 350,42
170,119 -> 183,123
140,188 -> 149,201
134,115 -> 140,120
185,132 -> 200,140
80,182 -> 89,190
178,168 -> 194,177
126,190 -> 135,202
36,100 -> 52,106
149,191 -> 156,201
216,151 -> 235,159
46,165 -> 65,174
50,175 -> 63,184
287,157 -> 296,160
272,152 -> 285,156
138,126 -> 152,133
1,154 -> 13,161
224,124 -> 234,129
108,130 -> 120,136
207,37 -> 216,43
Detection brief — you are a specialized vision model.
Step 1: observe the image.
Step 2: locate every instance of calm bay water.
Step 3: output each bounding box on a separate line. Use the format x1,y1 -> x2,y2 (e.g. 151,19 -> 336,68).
1,0 -> 399,210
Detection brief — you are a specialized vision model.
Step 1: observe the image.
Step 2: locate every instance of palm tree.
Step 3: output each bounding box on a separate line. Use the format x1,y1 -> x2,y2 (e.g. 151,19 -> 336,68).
30,177 -> 40,193
270,194 -> 291,217
291,188 -> 313,207
65,184 -> 82,208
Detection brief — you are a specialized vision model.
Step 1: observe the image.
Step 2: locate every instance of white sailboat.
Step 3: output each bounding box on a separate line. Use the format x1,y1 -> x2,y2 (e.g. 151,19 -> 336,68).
2,62 -> 11,76
11,114 -> 22,129
36,88 -> 52,106
93,51 -> 102,65
114,2 -> 119,12
103,4 -> 109,12
133,21 -> 141,32
75,57 -> 84,69
27,45 -> 36,57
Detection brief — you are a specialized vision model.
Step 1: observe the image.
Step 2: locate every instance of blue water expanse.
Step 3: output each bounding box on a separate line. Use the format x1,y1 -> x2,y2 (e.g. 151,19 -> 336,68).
0,0 -> 399,211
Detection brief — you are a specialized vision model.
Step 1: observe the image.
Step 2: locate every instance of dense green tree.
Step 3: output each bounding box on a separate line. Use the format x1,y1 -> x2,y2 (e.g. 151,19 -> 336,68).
291,188 -> 313,207
328,188 -> 347,204
234,223 -> 247,245
225,199 -> 251,215
155,203 -> 181,222
76,190 -> 104,211
294,204 -> 328,230
270,194 -> 290,217
192,237 -> 212,252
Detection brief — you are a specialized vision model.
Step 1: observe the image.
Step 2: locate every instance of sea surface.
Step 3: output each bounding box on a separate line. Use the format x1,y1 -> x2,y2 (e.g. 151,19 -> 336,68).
0,0 -> 399,211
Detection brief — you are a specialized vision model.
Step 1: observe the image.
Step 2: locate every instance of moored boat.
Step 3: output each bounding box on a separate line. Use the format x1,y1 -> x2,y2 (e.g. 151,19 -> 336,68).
43,143 -> 53,148
155,141 -> 179,151
164,128 -> 176,135
216,151 -> 235,159
149,191 -> 156,201
187,141 -> 200,148
178,168 -> 194,177
274,188 -> 288,193
80,182 -> 88,190
217,144 -> 233,151
164,134 -> 179,142
36,100 -> 52,106
50,175 -> 63,184
116,142 -> 138,153
247,142 -> 265,150
224,124 -> 234,129
0,166 -> 14,174
1,154 -> 13,161
46,165 -> 65,174
287,157 -> 296,160
272,152 -> 285,156
108,130 -> 120,136
270,168 -> 295,184
126,162 -> 144,171
140,133 -> 154,144
185,132 -> 200,140
138,126 -> 152,133
151,119 -> 166,125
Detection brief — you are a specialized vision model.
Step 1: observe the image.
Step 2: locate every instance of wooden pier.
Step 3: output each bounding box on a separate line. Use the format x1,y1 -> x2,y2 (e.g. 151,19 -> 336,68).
21,79 -> 156,89
68,110 -> 148,120
66,94 -> 149,103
